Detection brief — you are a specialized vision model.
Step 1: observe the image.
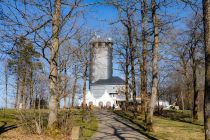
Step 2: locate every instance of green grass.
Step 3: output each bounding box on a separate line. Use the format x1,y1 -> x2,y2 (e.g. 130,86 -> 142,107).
159,110 -> 203,125
0,109 -> 17,126
0,109 -> 97,140
114,110 -> 204,140
71,110 -> 98,139
152,116 -> 204,140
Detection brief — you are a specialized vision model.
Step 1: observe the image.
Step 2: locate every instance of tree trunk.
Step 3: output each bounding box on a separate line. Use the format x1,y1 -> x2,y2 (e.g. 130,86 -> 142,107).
18,79 -> 23,109
5,64 -> 8,109
48,0 -> 60,128
63,61 -> 67,109
180,54 -> 191,109
29,66 -> 34,109
16,60 -> 21,109
57,64 -> 62,109
184,64 -> 192,110
192,48 -> 199,121
192,66 -> 199,121
146,0 -> 159,131
140,0 -> 148,115
15,78 -> 19,108
157,88 -> 160,115
127,21 -> 137,116
82,65 -> 87,108
127,14 -> 137,105
181,90 -> 185,110
21,71 -> 26,109
72,65 -> 78,108
125,42 -> 129,105
134,26 -> 142,96
203,0 -> 210,139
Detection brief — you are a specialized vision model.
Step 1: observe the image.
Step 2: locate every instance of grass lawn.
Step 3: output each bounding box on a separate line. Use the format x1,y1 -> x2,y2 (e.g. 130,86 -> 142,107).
0,109 -> 17,126
0,109 -> 97,140
114,110 -> 204,140
158,110 -> 203,125
70,109 -> 98,139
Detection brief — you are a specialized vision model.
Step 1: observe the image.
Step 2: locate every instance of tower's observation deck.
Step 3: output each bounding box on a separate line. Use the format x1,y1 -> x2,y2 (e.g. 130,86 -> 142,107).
90,37 -> 113,84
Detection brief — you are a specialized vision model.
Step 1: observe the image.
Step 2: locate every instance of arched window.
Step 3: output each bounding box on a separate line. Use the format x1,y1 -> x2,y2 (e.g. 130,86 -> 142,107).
106,101 -> 111,107
99,101 -> 103,107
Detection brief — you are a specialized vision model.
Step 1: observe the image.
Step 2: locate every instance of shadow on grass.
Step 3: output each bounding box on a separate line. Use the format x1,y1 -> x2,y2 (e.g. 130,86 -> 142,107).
0,121 -> 17,135
155,110 -> 204,126
113,111 -> 158,140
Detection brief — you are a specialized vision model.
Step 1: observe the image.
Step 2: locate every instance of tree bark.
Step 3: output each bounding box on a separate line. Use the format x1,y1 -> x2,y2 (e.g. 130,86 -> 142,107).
125,42 -> 129,105
57,64 -> 62,109
72,65 -> 78,108
17,59 -> 21,109
140,0 -> 148,115
180,53 -> 191,109
181,90 -> 185,110
191,47 -> 199,121
82,65 -> 87,108
63,61 -> 67,109
126,13 -> 137,105
184,67 -> 192,109
29,66 -> 34,109
5,63 -> 8,109
21,69 -> 27,109
16,59 -> 21,109
203,0 -> 210,139
48,0 -> 60,128
146,0 -> 159,131
15,77 -> 19,109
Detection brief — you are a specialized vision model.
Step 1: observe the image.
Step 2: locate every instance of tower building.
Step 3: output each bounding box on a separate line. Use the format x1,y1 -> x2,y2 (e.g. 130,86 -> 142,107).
90,37 -> 113,83
84,36 -> 128,107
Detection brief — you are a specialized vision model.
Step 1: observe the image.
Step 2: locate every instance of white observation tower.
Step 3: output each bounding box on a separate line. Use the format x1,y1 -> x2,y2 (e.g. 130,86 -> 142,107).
90,36 -> 113,84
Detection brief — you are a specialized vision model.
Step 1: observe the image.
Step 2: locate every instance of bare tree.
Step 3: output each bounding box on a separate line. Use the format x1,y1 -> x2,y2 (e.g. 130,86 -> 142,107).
0,0 -> 84,128
74,30 -> 92,108
187,16 -> 203,121
47,0 -> 61,128
203,0 -> 210,139
108,0 -> 138,107
140,0 -> 148,116
63,61 -> 68,109
112,27 -> 131,106
146,0 -> 159,131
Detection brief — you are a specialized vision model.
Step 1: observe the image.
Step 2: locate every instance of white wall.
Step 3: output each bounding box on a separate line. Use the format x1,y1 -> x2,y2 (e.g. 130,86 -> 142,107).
91,84 -> 124,98
88,84 -> 126,107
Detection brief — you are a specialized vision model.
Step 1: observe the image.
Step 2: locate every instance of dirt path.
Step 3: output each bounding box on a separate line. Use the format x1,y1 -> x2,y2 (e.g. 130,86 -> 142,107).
90,110 -> 148,140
